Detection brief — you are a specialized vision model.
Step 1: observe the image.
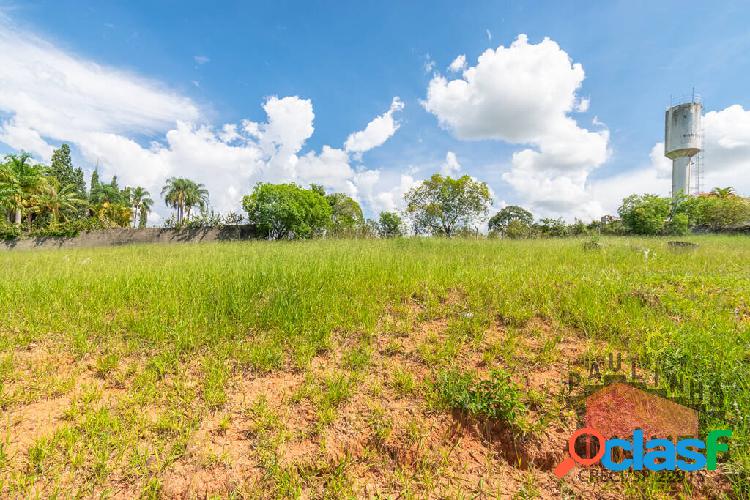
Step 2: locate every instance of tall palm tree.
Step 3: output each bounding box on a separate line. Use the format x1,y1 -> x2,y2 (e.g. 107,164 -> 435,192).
1,153 -> 44,225
139,196 -> 154,228
710,187 -> 736,199
161,177 -> 209,224
126,186 -> 154,228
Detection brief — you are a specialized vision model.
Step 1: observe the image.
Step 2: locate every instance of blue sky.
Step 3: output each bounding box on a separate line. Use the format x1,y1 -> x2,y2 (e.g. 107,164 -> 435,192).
1,1 -> 749,222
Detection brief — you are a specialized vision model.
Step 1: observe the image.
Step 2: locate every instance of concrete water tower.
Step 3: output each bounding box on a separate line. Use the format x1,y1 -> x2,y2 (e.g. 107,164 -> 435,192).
665,98 -> 703,198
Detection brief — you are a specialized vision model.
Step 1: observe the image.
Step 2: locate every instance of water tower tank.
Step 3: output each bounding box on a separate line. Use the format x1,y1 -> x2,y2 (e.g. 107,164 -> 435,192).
664,101 -> 703,197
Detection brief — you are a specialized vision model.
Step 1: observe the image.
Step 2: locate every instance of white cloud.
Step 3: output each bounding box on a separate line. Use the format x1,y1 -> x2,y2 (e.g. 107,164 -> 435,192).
424,54 -> 436,73
441,151 -> 461,175
588,168 -> 670,216
193,55 -> 210,65
0,19 -> 407,220
703,105 -> 750,195
576,97 -> 590,113
649,142 -> 672,179
448,54 -> 467,73
344,97 -> 404,154
423,34 -> 609,219
355,170 -> 420,215
0,21 -> 199,161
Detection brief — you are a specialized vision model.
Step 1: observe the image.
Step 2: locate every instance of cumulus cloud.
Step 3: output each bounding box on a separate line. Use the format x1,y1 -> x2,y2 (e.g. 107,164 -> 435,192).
423,34 -> 609,219
355,170 -> 421,215
448,55 -> 467,73
0,19 -> 405,220
344,97 -> 404,154
441,151 -> 461,176
193,55 -> 210,65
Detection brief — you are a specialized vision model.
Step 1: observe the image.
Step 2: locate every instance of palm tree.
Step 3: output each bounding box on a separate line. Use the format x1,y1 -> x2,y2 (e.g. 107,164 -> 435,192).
1,153 -> 44,225
32,181 -> 85,224
139,197 -> 154,228
710,187 -> 736,199
126,186 -> 154,228
90,182 -> 123,205
161,177 -> 209,224
0,162 -> 21,223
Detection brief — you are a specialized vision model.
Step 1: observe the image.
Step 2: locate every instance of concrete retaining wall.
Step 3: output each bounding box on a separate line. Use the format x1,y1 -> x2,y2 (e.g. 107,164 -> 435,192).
1,225 -> 260,251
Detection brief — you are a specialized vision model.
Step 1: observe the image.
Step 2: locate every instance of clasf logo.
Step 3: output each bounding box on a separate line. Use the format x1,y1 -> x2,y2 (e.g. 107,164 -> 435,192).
554,427 -> 732,478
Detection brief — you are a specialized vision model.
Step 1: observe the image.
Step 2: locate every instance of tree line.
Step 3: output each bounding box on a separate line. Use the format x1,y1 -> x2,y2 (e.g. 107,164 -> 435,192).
0,145 -> 215,239
2,144 -> 749,240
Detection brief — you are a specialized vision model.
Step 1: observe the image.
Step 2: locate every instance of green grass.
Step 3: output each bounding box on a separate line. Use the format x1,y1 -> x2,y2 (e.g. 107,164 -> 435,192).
0,236 -> 748,496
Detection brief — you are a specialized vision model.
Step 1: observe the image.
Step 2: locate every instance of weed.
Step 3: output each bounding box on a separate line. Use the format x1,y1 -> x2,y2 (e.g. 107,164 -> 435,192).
367,405 -> 393,449
343,344 -> 371,372
433,368 -> 527,425
95,352 -> 119,378
389,367 -> 416,397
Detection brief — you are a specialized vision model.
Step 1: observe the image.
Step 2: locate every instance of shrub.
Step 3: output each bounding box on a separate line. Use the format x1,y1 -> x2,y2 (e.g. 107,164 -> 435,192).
618,194 -> 671,235
434,368 -> 526,425
666,212 -> 690,235
0,222 -> 21,241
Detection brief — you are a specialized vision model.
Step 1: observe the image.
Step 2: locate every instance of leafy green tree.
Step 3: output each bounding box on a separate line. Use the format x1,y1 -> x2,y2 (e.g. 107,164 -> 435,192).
535,217 -> 569,237
488,205 -> 533,236
242,183 -> 332,239
89,169 -> 101,196
505,219 -> 535,239
161,177 -> 209,224
310,184 -> 327,197
680,191 -> 750,230
404,174 -> 491,237
326,192 -> 364,234
378,211 -> 404,238
49,144 -> 86,196
618,194 -> 671,235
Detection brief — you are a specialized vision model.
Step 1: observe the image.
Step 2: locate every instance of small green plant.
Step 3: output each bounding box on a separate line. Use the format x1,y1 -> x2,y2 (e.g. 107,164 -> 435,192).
343,344 -> 371,372
95,352 -> 119,378
367,405 -> 393,449
390,367 -> 416,397
434,368 -> 527,425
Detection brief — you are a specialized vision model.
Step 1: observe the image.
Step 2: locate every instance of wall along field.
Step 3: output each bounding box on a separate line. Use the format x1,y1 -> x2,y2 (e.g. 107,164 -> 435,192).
0,237 -> 748,497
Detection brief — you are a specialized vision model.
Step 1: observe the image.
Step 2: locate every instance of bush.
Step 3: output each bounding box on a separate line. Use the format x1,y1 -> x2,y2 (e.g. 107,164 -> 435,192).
28,218 -> 108,238
0,222 -> 21,241
618,194 -> 671,235
434,368 -> 526,425
666,212 -> 690,235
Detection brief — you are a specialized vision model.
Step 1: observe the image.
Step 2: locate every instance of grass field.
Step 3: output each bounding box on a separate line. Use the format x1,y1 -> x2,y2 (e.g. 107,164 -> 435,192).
0,236 -> 748,498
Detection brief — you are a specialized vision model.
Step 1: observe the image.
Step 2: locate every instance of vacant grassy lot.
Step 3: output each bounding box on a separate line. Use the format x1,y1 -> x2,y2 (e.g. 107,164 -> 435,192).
0,237 -> 748,498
